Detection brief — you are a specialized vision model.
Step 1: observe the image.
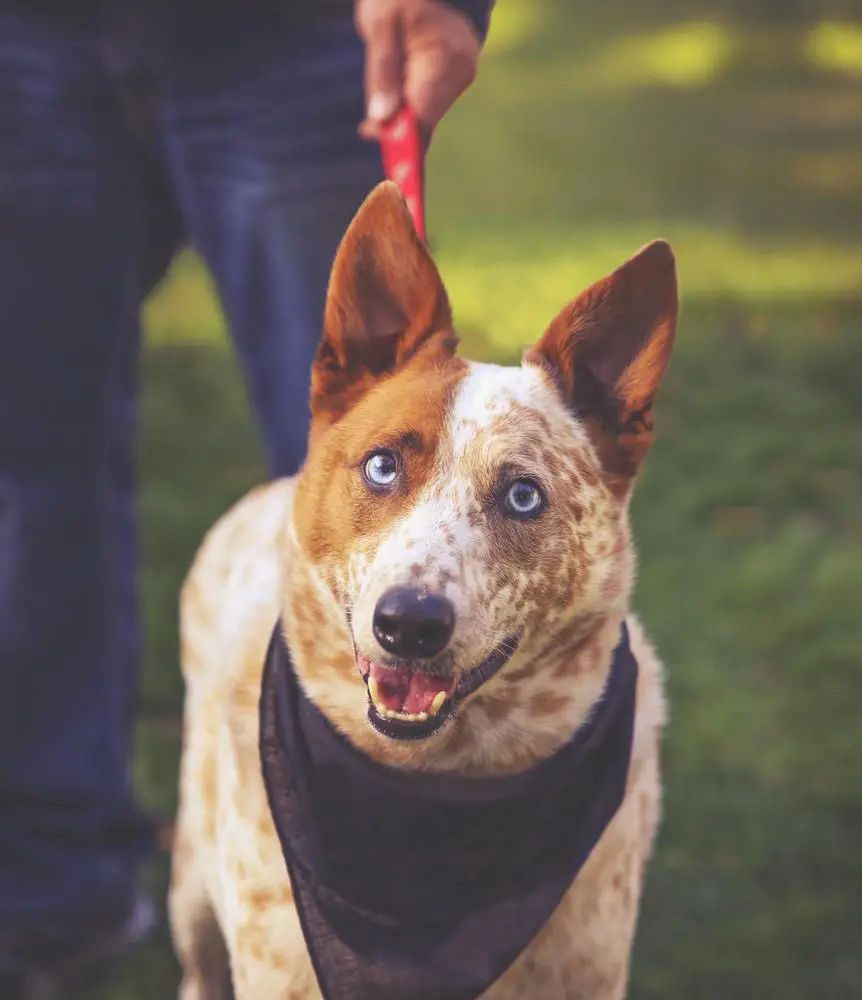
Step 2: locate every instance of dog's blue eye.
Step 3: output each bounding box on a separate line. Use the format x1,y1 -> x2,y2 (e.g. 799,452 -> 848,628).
503,479 -> 544,518
363,451 -> 399,488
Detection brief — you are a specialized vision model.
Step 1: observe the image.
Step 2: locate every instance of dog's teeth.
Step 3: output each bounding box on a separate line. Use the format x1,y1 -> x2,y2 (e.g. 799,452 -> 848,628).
430,691 -> 447,715
371,699 -> 434,724
368,676 -> 380,706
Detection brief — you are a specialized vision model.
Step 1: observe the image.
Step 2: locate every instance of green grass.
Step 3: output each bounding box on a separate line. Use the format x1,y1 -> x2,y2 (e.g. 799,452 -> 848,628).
101,2 -> 862,996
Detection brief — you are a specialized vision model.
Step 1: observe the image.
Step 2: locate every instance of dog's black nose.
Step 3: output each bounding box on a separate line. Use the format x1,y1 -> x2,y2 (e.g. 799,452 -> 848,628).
372,586 -> 456,659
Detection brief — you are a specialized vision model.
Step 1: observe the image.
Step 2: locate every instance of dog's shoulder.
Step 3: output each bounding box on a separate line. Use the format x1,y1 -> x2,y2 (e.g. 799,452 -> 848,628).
180,477 -> 296,690
625,614 -> 667,767
178,476 -> 296,846
177,477 -> 314,992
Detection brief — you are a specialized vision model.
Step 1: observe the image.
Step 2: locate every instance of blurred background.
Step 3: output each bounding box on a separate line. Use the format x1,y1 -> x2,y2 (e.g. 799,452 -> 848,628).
107,0 -> 861,996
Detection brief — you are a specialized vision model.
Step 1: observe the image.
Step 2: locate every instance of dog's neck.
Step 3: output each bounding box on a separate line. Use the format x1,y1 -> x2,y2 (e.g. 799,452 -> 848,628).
280,516 -> 631,777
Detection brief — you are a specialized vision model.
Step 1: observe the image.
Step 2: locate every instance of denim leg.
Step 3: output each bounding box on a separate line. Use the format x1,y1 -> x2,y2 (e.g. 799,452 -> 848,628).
158,10 -> 384,478
0,9 -> 173,925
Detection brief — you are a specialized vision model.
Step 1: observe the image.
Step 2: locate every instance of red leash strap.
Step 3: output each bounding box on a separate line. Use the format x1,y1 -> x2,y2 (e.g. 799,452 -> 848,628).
379,106 -> 427,241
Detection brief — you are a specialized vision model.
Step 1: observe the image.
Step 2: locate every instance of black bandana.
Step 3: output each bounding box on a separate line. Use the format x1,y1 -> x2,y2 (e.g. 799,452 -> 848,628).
259,622 -> 638,1000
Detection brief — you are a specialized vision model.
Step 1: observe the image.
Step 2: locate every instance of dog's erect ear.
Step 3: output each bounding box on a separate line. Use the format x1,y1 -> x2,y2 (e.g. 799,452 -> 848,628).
526,240 -> 678,497
310,181 -> 455,429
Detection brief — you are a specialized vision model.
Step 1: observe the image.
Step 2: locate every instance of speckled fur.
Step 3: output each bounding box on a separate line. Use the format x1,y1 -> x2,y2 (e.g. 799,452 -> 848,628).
169,183 -> 678,1000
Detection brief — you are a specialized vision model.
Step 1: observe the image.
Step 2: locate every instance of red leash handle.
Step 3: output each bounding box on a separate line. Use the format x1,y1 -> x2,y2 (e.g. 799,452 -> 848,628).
379,106 -> 426,241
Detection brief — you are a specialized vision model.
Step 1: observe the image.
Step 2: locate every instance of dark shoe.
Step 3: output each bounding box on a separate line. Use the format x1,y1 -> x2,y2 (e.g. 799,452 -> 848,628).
0,891 -> 157,1000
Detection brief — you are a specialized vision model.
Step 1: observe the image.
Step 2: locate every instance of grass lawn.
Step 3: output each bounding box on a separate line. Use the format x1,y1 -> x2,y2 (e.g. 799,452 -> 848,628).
99,1 -> 862,996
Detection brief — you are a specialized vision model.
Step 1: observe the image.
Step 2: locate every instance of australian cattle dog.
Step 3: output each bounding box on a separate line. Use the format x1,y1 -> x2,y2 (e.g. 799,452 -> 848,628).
169,181 -> 679,1000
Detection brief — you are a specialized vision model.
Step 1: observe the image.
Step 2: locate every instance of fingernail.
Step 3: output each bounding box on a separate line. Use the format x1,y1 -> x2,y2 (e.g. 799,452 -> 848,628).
366,92 -> 399,123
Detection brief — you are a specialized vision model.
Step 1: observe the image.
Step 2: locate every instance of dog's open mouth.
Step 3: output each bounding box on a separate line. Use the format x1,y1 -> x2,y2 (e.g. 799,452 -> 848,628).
357,642 -> 518,741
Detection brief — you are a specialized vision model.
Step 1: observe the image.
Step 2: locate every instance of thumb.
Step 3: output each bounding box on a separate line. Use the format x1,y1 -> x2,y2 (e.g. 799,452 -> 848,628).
357,4 -> 404,138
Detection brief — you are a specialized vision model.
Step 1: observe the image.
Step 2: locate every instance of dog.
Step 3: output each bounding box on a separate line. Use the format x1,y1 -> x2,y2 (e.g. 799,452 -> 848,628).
169,180 -> 678,1000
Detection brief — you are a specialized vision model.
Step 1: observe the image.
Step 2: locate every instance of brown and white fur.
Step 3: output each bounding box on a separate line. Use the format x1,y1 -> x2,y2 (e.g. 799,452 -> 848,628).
169,182 -> 679,1000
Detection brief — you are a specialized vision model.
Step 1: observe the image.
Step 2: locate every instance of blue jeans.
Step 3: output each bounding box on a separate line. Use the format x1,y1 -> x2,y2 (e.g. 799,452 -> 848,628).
0,2 -> 382,928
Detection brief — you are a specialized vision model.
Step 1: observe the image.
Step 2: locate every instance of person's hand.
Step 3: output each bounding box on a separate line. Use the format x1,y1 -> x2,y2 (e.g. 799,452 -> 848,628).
356,0 -> 481,145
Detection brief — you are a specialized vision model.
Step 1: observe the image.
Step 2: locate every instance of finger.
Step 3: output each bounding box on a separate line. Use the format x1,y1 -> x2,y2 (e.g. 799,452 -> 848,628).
405,43 -> 476,137
356,4 -> 404,139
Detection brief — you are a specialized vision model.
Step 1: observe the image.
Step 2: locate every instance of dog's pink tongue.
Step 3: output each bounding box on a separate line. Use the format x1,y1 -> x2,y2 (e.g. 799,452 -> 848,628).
368,663 -> 456,714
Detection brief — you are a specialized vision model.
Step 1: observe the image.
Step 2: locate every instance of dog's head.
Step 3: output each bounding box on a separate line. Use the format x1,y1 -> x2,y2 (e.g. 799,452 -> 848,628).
289,182 -> 677,762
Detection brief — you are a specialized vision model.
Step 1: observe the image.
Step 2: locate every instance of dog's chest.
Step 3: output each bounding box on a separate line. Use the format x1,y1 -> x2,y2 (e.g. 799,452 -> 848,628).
218,789 -> 622,1000
215,687 -> 642,1000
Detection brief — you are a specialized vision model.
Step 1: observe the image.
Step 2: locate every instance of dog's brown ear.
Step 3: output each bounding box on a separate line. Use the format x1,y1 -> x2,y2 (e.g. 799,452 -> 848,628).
526,241 -> 678,497
310,181 -> 455,429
